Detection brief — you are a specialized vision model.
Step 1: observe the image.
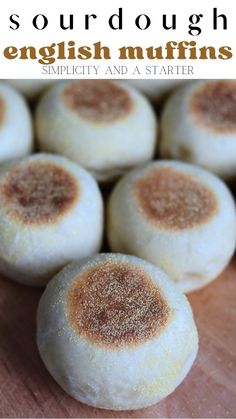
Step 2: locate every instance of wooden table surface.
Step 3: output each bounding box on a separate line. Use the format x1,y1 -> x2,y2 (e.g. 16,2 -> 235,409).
0,260 -> 236,418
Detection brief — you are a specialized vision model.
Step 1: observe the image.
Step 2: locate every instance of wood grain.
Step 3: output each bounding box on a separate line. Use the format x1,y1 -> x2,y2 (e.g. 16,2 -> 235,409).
0,261 -> 236,418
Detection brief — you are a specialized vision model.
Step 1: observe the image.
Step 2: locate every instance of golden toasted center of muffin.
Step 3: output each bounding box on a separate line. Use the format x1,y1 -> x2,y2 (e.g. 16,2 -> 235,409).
62,80 -> 133,123
0,96 -> 6,125
134,167 -> 218,230
1,161 -> 79,224
67,261 -> 170,348
191,81 -> 236,132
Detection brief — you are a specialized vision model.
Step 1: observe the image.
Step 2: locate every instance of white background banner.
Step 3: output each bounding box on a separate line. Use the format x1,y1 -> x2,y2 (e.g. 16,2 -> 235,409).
0,0 -> 235,79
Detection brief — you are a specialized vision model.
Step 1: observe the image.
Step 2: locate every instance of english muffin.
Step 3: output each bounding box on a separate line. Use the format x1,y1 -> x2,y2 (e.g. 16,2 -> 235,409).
37,253 -> 198,410
107,161 -> 236,293
160,80 -> 236,179
7,79 -> 55,100
0,82 -> 32,162
36,80 -> 157,181
0,153 -> 103,286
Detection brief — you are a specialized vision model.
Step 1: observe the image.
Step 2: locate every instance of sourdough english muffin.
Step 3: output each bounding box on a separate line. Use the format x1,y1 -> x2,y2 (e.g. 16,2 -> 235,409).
7,79 -> 55,100
126,80 -> 184,104
0,82 -> 32,162
0,153 -> 103,286
160,80 -> 236,179
35,80 -> 157,181
37,253 -> 198,410
108,161 -> 236,293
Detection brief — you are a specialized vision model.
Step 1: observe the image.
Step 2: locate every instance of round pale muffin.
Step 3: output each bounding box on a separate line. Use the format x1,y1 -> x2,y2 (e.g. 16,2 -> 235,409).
107,161 -> 236,293
7,79 -> 55,100
160,80 -> 236,179
35,80 -> 157,181
0,82 -> 32,162
0,153 -> 103,286
126,80 -> 185,104
37,253 -> 198,410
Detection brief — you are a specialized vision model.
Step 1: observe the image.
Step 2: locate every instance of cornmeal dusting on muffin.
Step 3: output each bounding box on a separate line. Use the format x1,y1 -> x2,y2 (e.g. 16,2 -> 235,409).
67,261 -> 170,348
134,167 -> 218,230
1,161 -> 79,224
191,81 -> 236,132
62,81 -> 133,123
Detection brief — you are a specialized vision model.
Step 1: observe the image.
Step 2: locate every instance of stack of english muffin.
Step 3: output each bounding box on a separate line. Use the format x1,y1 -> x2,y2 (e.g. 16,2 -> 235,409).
1,78 -> 236,411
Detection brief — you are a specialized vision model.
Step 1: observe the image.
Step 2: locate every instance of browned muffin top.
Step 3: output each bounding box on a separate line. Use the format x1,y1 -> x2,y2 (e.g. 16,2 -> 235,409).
62,80 -> 133,123
191,81 -> 236,132
1,161 -> 79,224
67,261 -> 170,348
134,167 -> 218,230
